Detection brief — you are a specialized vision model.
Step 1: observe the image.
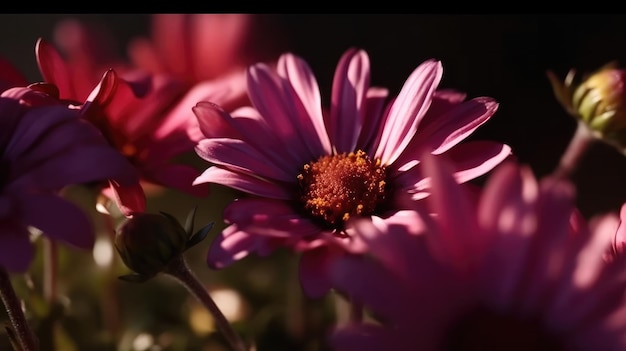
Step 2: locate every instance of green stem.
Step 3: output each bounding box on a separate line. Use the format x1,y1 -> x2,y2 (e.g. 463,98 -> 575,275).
164,256 -> 247,351
42,238 -> 57,304
0,267 -> 39,351
553,121 -> 596,180
99,212 -> 121,338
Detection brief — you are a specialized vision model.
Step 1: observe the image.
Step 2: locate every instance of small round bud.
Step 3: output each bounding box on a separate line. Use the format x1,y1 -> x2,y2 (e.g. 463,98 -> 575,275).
114,212 -> 189,279
573,68 -> 626,134
548,63 -> 626,152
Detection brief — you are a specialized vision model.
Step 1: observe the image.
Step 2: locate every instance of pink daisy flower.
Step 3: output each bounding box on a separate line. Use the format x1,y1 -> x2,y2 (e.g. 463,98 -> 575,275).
0,84 -> 139,272
329,155 -> 626,351
193,48 -> 512,297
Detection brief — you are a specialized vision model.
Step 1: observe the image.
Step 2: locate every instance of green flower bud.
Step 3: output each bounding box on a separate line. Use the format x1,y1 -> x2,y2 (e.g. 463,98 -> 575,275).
573,68 -> 626,133
548,62 -> 626,152
114,208 -> 212,282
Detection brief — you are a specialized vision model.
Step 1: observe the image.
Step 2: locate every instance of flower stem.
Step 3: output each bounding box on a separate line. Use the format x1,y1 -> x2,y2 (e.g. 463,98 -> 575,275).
42,238 -> 57,304
164,256 -> 248,351
552,121 -> 596,180
0,267 -> 39,351
99,212 -> 121,338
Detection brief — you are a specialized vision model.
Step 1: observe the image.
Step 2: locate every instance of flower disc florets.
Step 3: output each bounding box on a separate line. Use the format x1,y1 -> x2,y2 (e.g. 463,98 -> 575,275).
297,150 -> 387,231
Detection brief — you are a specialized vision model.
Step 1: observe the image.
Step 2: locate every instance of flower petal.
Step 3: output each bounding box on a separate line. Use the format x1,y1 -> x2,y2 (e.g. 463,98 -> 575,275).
195,138 -> 294,182
0,223 -> 34,273
223,198 -> 319,238
18,193 -> 94,250
376,59 -> 442,164
207,225 -> 257,269
193,167 -> 291,199
329,48 -> 369,152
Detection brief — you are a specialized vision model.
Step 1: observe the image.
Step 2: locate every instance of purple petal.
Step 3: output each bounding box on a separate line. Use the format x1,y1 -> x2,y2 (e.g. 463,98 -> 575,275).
18,193 -> 94,250
0,223 -> 34,273
331,324 -> 400,351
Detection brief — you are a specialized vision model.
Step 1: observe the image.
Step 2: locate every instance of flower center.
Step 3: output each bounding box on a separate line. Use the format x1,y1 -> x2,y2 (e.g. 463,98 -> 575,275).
443,306 -> 565,351
297,150 -> 387,232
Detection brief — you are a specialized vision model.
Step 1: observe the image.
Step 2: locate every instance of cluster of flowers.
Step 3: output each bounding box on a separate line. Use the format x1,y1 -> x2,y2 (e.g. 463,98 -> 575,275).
3,14 -> 626,351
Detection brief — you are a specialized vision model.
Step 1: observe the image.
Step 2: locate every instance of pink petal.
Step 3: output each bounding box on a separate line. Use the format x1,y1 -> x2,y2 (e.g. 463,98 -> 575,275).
18,193 -> 94,250
612,203 -> 626,256
331,254 -> 415,323
299,246 -> 340,298
357,87 -> 390,154
188,14 -> 251,80
192,101 -> 243,139
429,97 -> 499,155
375,60 -> 443,165
420,153 -> 481,273
278,53 -> 332,157
329,48 -> 369,152
193,167 -> 291,199
445,141 -> 513,183
108,179 -> 146,217
247,58 -> 327,162
223,198 -> 319,238
155,73 -> 246,140
35,38 -> 76,99
207,225 -> 257,269
477,162 -> 539,309
195,138 -> 294,182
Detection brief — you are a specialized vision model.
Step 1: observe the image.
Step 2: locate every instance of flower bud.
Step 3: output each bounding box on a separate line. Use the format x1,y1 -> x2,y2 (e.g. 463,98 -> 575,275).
573,68 -> 626,134
548,63 -> 626,151
114,209 -> 212,281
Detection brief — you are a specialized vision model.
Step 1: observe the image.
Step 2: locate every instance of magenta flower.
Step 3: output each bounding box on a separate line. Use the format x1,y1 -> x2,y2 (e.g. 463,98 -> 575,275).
0,84 -> 139,273
330,155 -> 626,351
35,35 -> 209,213
193,48 -> 512,297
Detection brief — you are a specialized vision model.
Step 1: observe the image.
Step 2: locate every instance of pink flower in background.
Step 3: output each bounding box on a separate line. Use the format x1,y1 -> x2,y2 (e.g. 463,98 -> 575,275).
127,14 -> 282,86
33,15 -> 281,205
193,48 -> 512,297
330,155 -> 626,351
0,84 -> 139,272
35,35 -> 208,212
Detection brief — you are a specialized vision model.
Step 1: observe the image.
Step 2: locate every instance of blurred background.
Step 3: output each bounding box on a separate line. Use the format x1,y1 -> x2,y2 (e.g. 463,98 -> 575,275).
2,14 -> 626,351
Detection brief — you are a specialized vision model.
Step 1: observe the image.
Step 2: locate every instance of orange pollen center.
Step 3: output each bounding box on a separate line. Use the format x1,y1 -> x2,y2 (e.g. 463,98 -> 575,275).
297,150 -> 387,229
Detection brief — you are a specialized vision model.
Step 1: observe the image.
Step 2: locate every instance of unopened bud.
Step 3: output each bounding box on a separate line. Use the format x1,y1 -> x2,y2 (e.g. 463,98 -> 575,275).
573,68 -> 626,134
114,208 -> 212,282
548,63 -> 626,151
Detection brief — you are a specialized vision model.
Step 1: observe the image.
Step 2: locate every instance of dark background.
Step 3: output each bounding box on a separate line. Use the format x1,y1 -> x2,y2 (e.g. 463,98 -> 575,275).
2,14 -> 626,218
